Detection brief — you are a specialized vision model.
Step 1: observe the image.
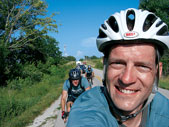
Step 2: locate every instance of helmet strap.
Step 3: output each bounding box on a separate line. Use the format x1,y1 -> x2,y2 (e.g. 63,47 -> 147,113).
102,57 -> 108,86
152,48 -> 160,93
103,86 -> 154,124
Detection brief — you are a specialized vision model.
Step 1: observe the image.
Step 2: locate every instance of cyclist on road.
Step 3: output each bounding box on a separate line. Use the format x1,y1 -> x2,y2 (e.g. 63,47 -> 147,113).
85,65 -> 94,85
67,8 -> 169,127
76,64 -> 83,75
61,68 -> 91,123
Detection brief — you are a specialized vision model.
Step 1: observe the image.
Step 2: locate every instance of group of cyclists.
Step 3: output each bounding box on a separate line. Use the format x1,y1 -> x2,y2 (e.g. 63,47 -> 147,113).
61,64 -> 94,122
61,8 -> 169,127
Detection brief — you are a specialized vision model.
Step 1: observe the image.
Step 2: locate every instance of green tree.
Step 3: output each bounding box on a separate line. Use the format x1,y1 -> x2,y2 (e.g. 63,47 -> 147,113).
90,55 -> 99,59
0,0 -> 58,50
0,0 -> 60,86
139,0 -> 169,27
65,56 -> 76,61
139,0 -> 169,76
17,35 -> 61,65
79,58 -> 84,61
161,50 -> 169,76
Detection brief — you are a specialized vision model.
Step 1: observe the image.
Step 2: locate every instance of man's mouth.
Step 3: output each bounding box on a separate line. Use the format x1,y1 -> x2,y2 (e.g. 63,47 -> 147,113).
115,86 -> 138,94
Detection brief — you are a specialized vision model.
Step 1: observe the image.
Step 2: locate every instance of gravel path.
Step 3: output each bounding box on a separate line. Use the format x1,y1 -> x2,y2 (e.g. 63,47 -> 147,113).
27,96 -> 62,127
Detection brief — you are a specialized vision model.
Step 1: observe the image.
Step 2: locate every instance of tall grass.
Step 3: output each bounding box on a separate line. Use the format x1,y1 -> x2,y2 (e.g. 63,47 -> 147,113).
159,76 -> 169,90
86,59 -> 103,70
0,64 -> 74,127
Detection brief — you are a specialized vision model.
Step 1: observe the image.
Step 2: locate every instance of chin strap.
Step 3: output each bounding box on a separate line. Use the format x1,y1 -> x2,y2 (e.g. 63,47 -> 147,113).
103,86 -> 155,125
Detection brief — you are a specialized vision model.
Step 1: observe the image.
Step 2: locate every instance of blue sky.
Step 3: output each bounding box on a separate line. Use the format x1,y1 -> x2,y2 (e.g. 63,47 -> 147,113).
46,0 -> 139,60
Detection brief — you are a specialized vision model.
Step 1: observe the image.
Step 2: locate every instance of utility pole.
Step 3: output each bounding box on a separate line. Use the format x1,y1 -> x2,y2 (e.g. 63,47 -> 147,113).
63,45 -> 67,57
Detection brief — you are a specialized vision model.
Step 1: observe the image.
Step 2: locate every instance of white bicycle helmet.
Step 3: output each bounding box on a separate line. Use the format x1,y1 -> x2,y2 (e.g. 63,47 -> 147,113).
96,8 -> 169,56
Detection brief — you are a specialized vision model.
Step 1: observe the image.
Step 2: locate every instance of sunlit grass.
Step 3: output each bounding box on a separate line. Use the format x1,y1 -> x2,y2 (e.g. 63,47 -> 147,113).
159,76 -> 169,90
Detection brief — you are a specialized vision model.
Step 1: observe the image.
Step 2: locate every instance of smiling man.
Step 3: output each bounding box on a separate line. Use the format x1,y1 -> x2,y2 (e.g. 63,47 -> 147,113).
67,8 -> 169,127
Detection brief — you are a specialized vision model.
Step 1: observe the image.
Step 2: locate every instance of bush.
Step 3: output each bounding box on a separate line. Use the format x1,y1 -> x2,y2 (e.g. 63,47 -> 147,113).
94,59 -> 103,70
159,76 -> 169,90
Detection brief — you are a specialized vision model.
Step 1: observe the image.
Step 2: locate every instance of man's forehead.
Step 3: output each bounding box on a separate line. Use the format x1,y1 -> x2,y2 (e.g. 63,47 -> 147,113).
109,43 -> 154,53
108,43 -> 156,61
104,42 -> 157,58
110,42 -> 155,49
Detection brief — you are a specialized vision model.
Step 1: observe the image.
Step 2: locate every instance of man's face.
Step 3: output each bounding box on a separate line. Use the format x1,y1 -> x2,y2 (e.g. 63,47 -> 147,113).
72,79 -> 79,86
106,43 -> 158,113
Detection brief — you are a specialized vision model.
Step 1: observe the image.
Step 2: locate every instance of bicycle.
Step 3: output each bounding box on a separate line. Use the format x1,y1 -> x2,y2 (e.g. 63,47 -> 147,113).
87,75 -> 94,85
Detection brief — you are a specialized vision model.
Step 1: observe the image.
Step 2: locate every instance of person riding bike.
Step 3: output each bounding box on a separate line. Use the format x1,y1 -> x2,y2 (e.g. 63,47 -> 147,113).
61,68 -> 91,123
76,64 -> 83,75
67,8 -> 169,127
85,65 -> 94,85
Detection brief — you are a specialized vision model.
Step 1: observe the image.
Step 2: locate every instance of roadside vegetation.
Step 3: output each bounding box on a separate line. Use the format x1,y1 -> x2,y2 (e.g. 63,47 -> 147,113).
92,58 -> 103,70
159,76 -> 169,90
0,63 -> 75,127
0,0 -> 76,127
80,56 -> 103,70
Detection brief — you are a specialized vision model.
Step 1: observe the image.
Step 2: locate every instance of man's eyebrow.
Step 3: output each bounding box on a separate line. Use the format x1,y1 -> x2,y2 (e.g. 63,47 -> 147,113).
108,58 -> 125,62
108,58 -> 154,66
135,61 -> 154,66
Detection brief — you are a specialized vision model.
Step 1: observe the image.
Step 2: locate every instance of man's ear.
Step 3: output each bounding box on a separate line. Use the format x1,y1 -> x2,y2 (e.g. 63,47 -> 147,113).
159,62 -> 163,77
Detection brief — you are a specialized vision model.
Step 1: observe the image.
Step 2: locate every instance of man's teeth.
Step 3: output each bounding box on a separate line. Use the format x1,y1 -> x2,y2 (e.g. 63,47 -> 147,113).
119,88 -> 135,94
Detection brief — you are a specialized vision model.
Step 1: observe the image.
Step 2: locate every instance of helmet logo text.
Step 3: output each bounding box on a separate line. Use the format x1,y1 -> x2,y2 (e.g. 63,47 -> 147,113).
124,31 -> 138,38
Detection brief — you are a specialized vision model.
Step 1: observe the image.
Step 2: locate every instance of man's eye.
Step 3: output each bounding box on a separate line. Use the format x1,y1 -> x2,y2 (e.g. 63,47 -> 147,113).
136,65 -> 151,72
109,62 -> 124,68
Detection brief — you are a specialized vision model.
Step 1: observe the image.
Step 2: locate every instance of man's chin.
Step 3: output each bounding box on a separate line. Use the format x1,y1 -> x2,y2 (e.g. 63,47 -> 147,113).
73,83 -> 78,86
117,104 -> 144,117
114,102 -> 139,113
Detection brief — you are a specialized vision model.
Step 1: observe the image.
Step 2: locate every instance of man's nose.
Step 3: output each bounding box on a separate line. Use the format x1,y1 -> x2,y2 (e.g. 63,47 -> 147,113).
120,65 -> 137,85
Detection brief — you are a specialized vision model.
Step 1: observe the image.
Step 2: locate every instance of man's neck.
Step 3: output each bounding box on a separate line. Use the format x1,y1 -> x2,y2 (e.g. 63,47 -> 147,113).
112,105 -> 143,127
122,112 -> 142,127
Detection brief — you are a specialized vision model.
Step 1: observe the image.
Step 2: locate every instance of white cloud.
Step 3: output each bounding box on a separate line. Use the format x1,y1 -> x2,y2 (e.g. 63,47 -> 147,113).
64,53 -> 68,57
81,37 -> 96,47
76,50 -> 83,57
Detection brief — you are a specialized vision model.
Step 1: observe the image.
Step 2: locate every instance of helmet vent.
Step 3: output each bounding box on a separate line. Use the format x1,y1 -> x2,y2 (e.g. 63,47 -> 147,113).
157,25 -> 168,35
98,29 -> 107,38
101,24 -> 107,30
156,21 -> 163,27
106,16 -> 119,32
69,69 -> 80,80
126,10 -> 135,31
143,14 -> 157,32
